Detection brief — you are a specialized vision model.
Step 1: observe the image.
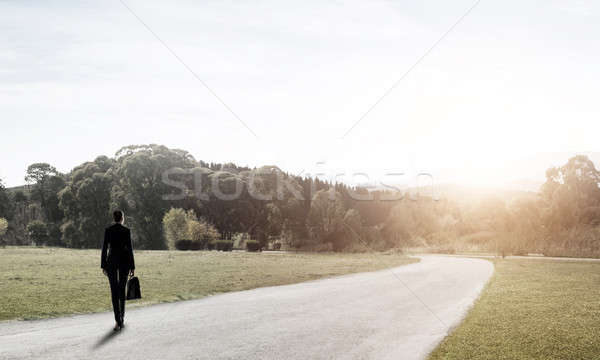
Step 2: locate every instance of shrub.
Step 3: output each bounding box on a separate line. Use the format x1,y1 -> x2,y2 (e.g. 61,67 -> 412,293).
163,208 -> 188,250
272,242 -> 281,250
27,220 -> 48,246
215,240 -> 233,252
246,240 -> 262,252
165,209 -> 221,251
175,239 -> 193,250
188,217 -> 220,249
189,241 -> 203,250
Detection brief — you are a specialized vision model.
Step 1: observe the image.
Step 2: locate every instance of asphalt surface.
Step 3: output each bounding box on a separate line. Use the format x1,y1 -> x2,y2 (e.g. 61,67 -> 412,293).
0,256 -> 493,360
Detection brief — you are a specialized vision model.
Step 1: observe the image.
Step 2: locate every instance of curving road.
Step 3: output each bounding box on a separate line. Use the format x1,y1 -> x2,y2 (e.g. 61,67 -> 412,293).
0,256 -> 493,360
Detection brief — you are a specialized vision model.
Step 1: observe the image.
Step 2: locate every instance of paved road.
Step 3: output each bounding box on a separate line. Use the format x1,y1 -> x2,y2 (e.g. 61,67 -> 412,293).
426,253 -> 600,262
0,256 -> 493,360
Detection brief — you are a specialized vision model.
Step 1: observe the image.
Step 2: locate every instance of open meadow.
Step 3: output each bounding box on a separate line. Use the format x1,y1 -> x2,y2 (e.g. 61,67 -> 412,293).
0,247 -> 417,321
429,258 -> 600,360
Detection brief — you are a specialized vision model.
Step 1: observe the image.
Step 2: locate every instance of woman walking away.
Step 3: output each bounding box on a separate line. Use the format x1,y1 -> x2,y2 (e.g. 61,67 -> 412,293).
101,210 -> 135,331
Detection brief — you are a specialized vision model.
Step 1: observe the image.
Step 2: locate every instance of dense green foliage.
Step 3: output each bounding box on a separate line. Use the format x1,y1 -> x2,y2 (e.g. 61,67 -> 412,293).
0,179 -> 12,221
0,218 -> 7,246
25,163 -> 64,224
187,213 -> 220,249
58,158 -> 112,248
2,144 -> 375,250
163,208 -> 220,250
2,146 -> 600,255
26,220 -> 48,245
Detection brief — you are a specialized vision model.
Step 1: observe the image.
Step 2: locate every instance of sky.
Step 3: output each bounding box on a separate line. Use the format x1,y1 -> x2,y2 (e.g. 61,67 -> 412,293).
1,0 -> 599,189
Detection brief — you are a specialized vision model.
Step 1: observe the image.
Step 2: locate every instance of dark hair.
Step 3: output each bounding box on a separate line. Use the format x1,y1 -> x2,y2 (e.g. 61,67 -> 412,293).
113,210 -> 124,223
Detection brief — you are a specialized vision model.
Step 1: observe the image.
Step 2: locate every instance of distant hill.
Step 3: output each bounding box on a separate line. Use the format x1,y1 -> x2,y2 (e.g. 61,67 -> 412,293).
501,178 -> 544,193
7,185 -> 32,196
430,184 -> 540,206
361,181 -> 540,206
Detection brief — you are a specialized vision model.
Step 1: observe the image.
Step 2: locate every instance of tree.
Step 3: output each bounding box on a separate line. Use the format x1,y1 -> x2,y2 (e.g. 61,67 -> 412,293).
0,218 -> 8,247
0,179 -> 13,220
25,163 -> 64,222
58,159 -> 113,248
541,155 -> 600,230
536,155 -> 600,255
265,203 -> 283,240
27,220 -> 48,246
187,215 -> 220,249
163,208 -> 189,250
74,173 -> 112,247
163,208 -> 220,250
306,189 -> 346,250
13,191 -> 28,203
60,221 -> 80,248
114,145 -> 197,249
542,155 -> 600,205
24,164 -> 65,246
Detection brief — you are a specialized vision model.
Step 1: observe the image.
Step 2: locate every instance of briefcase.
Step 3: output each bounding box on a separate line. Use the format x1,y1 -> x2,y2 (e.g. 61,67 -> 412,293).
126,276 -> 142,300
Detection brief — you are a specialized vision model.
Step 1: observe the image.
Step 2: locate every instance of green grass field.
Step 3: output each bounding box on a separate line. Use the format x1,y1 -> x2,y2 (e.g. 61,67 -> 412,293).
0,247 -> 416,321
429,258 -> 600,360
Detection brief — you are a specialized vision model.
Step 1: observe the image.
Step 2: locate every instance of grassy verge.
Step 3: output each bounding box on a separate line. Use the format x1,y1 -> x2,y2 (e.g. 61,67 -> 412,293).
0,247 -> 417,321
429,258 -> 600,360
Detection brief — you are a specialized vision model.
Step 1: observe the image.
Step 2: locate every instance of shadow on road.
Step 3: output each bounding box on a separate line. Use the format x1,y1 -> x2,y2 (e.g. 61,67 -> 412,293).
92,328 -> 123,350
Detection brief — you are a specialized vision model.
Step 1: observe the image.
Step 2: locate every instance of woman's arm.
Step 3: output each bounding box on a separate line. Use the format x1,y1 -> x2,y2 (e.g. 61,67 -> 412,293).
127,228 -> 135,272
101,228 -> 109,271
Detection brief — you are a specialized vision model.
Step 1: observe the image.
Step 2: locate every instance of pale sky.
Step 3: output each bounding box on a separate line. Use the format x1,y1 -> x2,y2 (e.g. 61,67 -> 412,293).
1,0 -> 599,189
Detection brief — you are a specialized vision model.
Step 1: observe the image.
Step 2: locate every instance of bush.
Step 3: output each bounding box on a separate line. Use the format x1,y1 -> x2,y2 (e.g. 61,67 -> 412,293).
246,240 -> 262,252
175,239 -> 193,250
272,242 -> 281,250
188,217 -> 220,249
215,240 -> 233,251
163,208 -> 189,250
189,241 -> 203,250
27,220 -> 48,246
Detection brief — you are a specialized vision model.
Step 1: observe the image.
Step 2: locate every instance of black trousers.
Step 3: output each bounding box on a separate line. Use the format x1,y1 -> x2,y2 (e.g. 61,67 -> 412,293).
107,267 -> 129,325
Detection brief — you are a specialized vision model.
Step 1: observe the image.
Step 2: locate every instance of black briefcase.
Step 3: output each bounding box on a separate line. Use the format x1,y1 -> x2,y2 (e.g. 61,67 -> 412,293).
126,276 -> 142,300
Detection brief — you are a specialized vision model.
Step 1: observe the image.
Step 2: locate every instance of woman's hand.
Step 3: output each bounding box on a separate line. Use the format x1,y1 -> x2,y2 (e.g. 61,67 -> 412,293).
102,269 -> 107,276
129,269 -> 135,277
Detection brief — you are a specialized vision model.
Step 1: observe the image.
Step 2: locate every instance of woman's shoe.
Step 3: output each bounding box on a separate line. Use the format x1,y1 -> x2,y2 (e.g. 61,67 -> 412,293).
113,323 -> 121,331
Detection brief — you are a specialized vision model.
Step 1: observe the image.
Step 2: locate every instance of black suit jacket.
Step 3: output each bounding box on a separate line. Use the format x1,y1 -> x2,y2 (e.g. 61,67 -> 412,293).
101,223 -> 135,270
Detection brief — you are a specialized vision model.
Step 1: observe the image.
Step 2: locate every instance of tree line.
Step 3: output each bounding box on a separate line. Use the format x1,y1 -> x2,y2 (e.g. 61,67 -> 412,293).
0,146 -> 599,257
